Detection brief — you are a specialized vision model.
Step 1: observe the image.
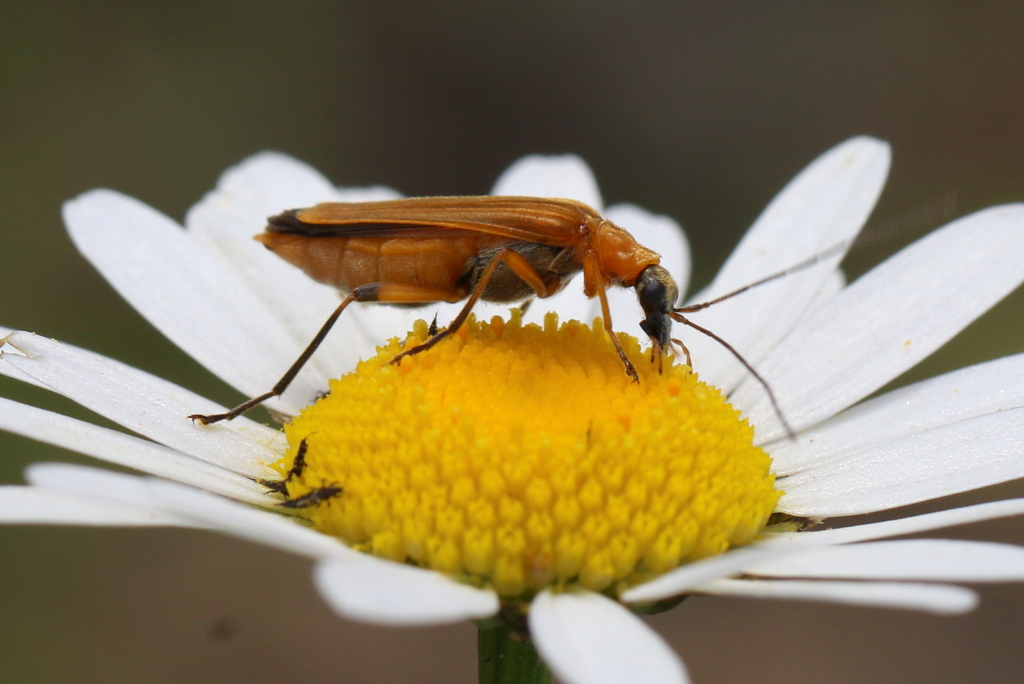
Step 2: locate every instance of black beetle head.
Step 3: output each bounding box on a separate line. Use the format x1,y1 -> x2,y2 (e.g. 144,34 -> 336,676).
634,265 -> 679,351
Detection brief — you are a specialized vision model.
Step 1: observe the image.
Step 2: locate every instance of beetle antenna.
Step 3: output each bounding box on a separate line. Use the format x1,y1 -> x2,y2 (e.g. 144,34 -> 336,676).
676,239 -> 851,315
670,312 -> 796,440
664,241 -> 854,440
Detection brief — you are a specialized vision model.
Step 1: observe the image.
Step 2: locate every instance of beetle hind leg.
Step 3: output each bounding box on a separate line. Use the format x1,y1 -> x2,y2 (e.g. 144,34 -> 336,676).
191,283 -> 462,425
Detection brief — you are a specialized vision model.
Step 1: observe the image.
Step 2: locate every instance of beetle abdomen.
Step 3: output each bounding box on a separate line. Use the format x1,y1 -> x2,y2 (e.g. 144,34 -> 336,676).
256,232 -> 489,295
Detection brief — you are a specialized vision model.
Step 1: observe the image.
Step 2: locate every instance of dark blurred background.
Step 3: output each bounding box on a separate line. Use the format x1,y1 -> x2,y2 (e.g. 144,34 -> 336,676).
2,2 -> 1023,682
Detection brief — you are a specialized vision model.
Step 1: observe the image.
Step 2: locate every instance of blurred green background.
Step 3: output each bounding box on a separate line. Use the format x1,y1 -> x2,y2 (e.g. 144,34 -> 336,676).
2,2 -> 1023,682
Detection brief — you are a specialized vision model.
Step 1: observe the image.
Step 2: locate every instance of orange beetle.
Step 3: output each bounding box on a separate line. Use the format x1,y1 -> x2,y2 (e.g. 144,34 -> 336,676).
191,196 -> 796,428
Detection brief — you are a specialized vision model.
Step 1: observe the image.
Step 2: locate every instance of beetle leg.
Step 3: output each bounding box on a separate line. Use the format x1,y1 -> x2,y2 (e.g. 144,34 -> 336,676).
489,247 -> 560,298
391,248 -> 553,365
191,283 -> 462,425
583,254 -> 639,383
596,283 -> 639,383
670,337 -> 693,369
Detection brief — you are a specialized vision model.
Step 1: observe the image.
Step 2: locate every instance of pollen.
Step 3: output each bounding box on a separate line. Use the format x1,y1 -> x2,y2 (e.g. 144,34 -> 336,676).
274,311 -> 780,598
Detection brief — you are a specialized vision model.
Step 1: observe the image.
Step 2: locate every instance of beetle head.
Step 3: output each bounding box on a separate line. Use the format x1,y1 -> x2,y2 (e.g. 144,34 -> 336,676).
635,264 -> 679,352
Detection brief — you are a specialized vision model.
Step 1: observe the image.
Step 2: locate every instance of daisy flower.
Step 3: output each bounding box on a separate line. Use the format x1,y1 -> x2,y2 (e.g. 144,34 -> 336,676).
3,136 -> 1024,684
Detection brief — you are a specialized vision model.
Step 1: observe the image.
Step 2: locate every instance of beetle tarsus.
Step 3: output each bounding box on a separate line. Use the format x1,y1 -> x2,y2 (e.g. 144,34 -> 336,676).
191,295 -> 358,425
390,326 -> 455,365
189,389 -> 277,425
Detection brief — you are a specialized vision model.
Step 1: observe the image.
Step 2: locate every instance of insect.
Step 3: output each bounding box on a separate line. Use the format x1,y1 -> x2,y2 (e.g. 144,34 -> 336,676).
258,436 -> 342,509
191,196 -> 824,431
278,485 -> 344,510
257,437 -> 310,496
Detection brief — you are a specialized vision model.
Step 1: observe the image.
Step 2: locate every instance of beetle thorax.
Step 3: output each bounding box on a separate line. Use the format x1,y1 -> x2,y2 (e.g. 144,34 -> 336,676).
591,220 -> 661,286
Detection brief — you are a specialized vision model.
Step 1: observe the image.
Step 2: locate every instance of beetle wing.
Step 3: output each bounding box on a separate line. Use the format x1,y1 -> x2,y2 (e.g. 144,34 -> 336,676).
270,196 -> 598,247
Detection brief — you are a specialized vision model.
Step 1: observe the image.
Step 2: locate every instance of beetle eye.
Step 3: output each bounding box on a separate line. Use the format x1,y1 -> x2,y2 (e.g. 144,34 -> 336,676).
637,277 -> 667,315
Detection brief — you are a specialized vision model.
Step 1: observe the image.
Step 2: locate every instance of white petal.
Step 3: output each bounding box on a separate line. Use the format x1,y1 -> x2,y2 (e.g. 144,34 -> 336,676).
778,407 -> 1024,516
0,485 -> 198,526
28,462 -> 189,513
621,543 -> 816,603
530,590 -> 688,684
146,477 -> 351,558
27,463 -> 350,560
769,352 -> 1024,476
805,268 -> 846,315
313,557 -> 498,626
778,498 -> 1024,546
185,152 -> 388,378
1,331 -> 279,480
0,397 -> 267,503
0,327 -> 45,387
332,186 -> 405,202
602,203 -> 692,329
699,578 -> 977,614
683,137 -> 890,391
490,155 -> 604,211
626,499 -> 1024,603
747,539 -> 1024,581
63,189 -> 325,413
736,203 -> 1024,441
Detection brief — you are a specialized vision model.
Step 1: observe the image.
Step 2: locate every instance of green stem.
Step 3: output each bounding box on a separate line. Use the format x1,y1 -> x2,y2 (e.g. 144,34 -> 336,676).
477,619 -> 551,684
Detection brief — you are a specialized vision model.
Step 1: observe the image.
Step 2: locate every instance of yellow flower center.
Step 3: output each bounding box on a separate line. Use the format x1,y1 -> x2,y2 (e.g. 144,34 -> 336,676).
274,311 -> 780,598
